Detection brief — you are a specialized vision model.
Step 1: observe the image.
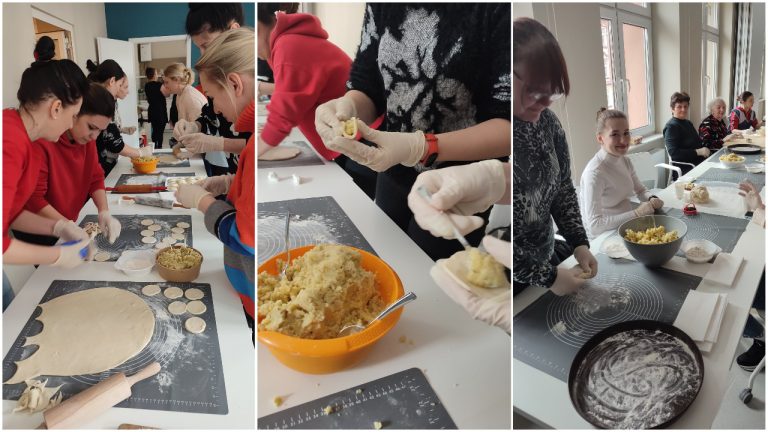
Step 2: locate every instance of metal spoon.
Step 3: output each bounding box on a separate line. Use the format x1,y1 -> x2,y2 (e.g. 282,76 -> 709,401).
338,292 -> 417,337
280,211 -> 291,279
416,186 -> 471,250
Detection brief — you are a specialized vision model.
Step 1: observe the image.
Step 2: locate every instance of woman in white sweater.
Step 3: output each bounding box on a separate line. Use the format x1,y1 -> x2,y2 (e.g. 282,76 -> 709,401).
580,108 -> 664,239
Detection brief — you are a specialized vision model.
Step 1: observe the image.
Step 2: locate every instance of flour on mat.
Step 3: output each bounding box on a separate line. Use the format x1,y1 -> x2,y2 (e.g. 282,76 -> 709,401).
551,321 -> 567,336
571,283 -> 630,314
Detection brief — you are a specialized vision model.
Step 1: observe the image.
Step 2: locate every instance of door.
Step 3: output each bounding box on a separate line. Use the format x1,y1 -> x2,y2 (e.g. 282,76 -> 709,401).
96,37 -> 139,148
36,31 -> 67,60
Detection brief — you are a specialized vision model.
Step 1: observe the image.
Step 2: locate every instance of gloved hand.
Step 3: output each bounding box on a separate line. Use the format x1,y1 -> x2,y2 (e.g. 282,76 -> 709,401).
52,238 -> 90,269
549,266 -> 586,296
97,210 -> 122,244
121,126 -> 137,135
138,146 -> 154,158
739,180 -> 764,211
180,133 -> 224,153
175,184 -> 212,210
482,235 -> 510,267
407,160 -> 506,238
52,219 -> 88,242
695,147 -> 711,157
172,142 -> 189,159
634,201 -> 655,216
649,197 -> 664,209
326,120 -> 427,172
723,134 -> 735,143
314,96 -> 357,144
173,119 -> 200,140
573,245 -> 598,278
199,174 -> 233,196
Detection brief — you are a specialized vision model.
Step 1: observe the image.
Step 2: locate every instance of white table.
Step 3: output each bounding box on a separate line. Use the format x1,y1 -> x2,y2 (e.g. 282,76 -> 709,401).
3,151 -> 255,429
513,158 -> 766,428
256,126 -> 511,429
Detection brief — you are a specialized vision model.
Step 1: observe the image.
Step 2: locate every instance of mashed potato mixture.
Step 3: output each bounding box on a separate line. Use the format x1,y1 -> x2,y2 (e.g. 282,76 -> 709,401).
466,248 -> 508,288
624,226 -> 679,244
258,244 -> 385,339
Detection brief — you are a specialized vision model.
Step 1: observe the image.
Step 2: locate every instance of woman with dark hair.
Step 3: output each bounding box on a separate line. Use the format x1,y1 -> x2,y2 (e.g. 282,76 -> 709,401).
663,91 -> 709,176
511,17 -> 596,296
730,90 -> 762,131
3,58 -> 92,270
33,36 -> 56,61
87,59 -> 152,176
144,67 -> 168,149
17,83 -> 122,247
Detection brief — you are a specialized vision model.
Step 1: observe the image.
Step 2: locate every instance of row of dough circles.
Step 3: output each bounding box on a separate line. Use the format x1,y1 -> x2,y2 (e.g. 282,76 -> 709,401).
141,285 -> 204,300
167,300 -> 207,315
166,176 -> 206,192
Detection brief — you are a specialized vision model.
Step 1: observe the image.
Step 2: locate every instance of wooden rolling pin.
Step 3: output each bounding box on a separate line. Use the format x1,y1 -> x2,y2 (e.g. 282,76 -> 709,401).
106,185 -> 167,194
41,362 -> 161,429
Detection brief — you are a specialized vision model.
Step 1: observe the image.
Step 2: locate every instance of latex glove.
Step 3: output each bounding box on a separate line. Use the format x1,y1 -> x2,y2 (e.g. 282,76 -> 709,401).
573,245 -> 598,278
739,180 -> 763,211
51,238 -> 90,269
173,119 -> 200,140
549,266 -> 586,296
407,160 -> 506,238
327,120 -> 427,172
138,146 -> 154,158
314,96 -> 357,144
180,133 -> 224,153
649,197 -> 664,209
52,219 -> 88,242
429,263 -> 510,332
695,147 -> 711,157
175,184 -> 212,210
121,126 -> 137,135
172,142 -> 189,159
634,201 -> 655,217
199,174 -> 233,196
482,235 -> 510,268
97,210 -> 122,244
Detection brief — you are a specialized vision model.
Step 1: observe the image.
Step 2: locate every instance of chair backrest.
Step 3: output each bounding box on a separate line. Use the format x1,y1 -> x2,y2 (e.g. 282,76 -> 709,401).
626,151 -> 656,190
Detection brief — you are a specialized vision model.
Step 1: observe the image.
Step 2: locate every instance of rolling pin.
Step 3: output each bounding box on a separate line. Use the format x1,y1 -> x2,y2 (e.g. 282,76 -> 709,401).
41,362 -> 161,429
106,185 -> 167,194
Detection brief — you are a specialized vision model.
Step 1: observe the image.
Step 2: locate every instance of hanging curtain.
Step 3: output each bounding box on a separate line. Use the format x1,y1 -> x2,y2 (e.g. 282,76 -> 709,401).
731,3 -> 752,106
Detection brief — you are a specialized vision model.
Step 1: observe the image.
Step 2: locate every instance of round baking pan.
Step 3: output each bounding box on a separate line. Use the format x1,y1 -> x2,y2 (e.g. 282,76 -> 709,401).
568,320 -> 704,429
726,144 -> 763,154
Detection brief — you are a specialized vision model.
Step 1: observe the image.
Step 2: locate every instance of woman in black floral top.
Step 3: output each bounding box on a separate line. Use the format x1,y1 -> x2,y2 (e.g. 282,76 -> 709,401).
698,97 -> 733,152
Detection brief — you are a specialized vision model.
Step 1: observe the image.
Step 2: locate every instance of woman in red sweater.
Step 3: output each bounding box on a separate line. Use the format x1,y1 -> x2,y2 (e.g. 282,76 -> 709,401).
257,4 -> 377,198
3,59 -> 92,268
19,83 -> 122,246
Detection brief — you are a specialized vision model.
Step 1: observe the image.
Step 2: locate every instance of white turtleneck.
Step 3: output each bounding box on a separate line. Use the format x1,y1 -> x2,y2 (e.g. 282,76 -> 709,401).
579,148 -> 651,239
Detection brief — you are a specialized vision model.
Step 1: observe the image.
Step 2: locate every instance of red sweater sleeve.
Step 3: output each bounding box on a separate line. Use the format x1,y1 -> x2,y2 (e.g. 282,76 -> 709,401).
730,111 -> 739,131
88,141 -> 106,195
260,63 -> 320,146
24,146 -> 51,214
3,134 -> 24,252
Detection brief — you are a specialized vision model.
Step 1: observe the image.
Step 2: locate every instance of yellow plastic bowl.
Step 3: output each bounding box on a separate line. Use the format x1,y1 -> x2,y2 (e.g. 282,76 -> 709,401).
131,156 -> 158,173
258,245 -> 405,374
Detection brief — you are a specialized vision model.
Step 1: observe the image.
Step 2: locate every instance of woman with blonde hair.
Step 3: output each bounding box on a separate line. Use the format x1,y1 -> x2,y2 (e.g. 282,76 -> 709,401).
173,27 -> 255,329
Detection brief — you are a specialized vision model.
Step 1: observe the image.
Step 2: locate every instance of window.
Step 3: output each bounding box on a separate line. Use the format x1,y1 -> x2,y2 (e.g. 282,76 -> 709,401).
600,5 -> 655,136
702,3 -> 719,116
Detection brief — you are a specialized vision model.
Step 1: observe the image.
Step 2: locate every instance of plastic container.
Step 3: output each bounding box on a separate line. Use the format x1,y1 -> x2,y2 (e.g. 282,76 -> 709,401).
131,156 -> 159,174
258,245 -> 405,374
155,245 -> 203,282
115,249 -> 156,277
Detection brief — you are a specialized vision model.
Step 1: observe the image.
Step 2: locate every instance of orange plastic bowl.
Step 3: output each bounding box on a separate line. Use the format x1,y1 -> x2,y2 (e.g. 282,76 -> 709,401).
131,156 -> 158,174
258,245 -> 405,374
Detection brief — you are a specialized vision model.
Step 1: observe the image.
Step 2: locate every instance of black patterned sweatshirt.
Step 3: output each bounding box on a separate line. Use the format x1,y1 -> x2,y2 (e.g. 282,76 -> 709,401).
513,109 -> 590,288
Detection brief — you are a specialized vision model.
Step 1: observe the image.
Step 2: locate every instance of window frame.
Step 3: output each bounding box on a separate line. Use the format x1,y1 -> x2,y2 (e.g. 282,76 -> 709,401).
701,3 -> 720,118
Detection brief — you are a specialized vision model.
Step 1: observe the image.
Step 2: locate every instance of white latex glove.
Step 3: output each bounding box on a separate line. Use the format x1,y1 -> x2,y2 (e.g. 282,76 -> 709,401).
326,120 -> 427,172
175,184 -> 212,210
173,119 -> 200,140
97,210 -> 122,244
138,146 -> 154,158
51,238 -> 90,269
172,142 -> 189,159
407,160 -> 506,238
634,201 -> 655,217
429,263 -> 510,332
649,197 -> 664,209
549,266 -> 587,296
738,180 -> 763,211
52,219 -> 88,242
482,235 -> 510,267
696,147 -> 711,157
314,96 -> 357,144
199,174 -> 233,196
573,245 -> 598,278
180,133 -> 224,153
121,126 -> 137,135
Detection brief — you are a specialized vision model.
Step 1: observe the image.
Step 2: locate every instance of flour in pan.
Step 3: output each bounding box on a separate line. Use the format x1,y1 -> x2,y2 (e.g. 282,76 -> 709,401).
577,329 -> 701,429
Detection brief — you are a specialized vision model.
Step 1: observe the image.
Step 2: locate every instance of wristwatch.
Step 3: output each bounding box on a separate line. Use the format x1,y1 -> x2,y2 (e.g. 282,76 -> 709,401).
421,133 -> 439,168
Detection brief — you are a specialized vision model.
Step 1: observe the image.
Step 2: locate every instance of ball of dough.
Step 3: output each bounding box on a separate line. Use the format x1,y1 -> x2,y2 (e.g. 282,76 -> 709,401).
691,185 -> 709,204
140,219 -> 154,226
93,252 -> 111,262
140,230 -> 155,237
186,300 -> 206,315
141,284 -> 161,296
164,286 -> 184,299
148,224 -> 162,232
171,227 -> 185,234
142,236 -> 157,244
185,317 -> 206,334
176,222 -> 190,229
184,288 -> 204,300
168,301 -> 187,315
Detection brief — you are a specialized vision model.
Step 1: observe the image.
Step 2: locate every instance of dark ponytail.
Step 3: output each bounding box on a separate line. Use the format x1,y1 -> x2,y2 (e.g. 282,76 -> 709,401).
79,83 -> 116,118
257,3 -> 299,25
86,59 -> 126,84
17,59 -> 88,110
738,91 -> 754,103
33,36 -> 55,62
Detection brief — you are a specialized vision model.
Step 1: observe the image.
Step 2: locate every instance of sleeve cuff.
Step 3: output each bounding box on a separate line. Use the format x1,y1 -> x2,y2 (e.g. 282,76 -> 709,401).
260,123 -> 287,147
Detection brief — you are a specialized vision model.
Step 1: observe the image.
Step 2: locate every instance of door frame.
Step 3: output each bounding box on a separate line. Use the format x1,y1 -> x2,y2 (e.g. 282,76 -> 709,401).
128,34 -> 192,74
31,6 -> 76,61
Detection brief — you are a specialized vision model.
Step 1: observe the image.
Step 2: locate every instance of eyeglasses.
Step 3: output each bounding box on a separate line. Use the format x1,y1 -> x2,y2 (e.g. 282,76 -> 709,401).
514,70 -> 564,103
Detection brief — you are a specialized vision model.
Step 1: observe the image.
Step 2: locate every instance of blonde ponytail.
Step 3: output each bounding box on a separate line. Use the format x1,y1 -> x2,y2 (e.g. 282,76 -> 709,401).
195,27 -> 255,89
163,62 -> 194,85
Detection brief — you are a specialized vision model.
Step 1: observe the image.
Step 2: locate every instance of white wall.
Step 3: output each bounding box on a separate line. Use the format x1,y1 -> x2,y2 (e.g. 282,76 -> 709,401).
718,3 -> 734,107
651,3 -> 682,132
3,3 -> 107,108
746,2 -> 765,106
310,3 -> 366,59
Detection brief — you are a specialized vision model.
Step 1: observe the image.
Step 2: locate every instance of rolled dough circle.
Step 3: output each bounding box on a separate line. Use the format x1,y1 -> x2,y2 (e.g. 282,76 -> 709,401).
164,286 -> 183,299
93,252 -> 111,262
140,230 -> 155,237
168,301 -> 187,315
186,300 -> 206,315
140,219 -> 154,226
161,237 -> 176,245
148,224 -> 162,232
258,147 -> 301,161
171,227 -> 185,234
141,284 -> 161,296
142,236 -> 157,244
185,317 -> 206,334
176,222 -> 190,229
184,288 -> 204,300
157,154 -> 181,164
155,243 -> 167,250
171,233 -> 186,240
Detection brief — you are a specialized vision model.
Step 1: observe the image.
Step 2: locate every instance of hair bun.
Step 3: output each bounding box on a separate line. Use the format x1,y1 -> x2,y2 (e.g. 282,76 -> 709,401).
86,59 -> 98,73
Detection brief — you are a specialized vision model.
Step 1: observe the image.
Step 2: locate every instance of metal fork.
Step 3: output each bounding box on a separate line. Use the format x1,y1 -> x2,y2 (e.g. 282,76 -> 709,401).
280,211 -> 291,279
416,186 -> 471,250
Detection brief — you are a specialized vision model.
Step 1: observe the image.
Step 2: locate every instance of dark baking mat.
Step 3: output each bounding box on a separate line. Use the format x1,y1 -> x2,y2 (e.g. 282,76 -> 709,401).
78,214 -> 192,262
513,254 -> 701,382
694,167 -> 765,189
257,196 -> 376,265
115,172 -> 196,187
257,141 -> 325,169
3,280 -> 227,414
663,208 -> 748,256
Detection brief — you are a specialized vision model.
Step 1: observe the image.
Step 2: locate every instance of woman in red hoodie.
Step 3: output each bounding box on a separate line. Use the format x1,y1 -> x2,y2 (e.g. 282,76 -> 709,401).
3,58 -> 92,268
257,3 -> 377,198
